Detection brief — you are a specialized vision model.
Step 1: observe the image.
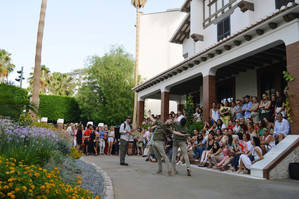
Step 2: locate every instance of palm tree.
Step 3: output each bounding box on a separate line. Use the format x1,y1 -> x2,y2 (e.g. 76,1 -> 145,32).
0,49 -> 15,83
32,0 -> 47,114
28,65 -> 50,94
131,0 -> 147,128
47,72 -> 75,96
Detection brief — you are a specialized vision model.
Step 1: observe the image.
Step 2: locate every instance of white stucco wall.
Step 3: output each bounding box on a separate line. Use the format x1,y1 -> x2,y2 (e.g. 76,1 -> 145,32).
139,10 -> 186,115
139,10 -> 186,80
235,69 -> 257,99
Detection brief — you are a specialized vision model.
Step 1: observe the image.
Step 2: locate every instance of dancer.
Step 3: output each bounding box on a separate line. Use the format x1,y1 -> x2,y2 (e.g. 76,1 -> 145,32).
148,110 -> 187,175
172,117 -> 191,176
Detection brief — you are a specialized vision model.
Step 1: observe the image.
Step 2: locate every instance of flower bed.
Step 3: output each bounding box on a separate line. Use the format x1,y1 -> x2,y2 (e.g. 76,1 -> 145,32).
0,156 -> 99,199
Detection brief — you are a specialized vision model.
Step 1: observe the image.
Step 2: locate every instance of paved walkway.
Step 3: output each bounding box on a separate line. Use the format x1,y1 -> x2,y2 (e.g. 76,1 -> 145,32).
83,155 -> 299,199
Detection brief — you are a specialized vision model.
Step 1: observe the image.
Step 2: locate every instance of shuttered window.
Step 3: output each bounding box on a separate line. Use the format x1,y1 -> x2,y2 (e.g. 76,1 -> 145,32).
217,16 -> 231,41
275,0 -> 294,9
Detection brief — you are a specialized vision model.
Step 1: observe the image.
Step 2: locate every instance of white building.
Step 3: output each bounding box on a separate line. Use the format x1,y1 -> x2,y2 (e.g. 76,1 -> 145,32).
135,0 -> 299,131
138,9 -> 187,115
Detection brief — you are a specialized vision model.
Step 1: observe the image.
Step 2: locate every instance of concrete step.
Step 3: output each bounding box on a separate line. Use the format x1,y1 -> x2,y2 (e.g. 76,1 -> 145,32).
250,135 -> 299,179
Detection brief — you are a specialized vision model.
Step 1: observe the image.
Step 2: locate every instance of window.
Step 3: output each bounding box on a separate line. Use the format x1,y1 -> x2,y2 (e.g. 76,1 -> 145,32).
217,16 -> 231,41
275,0 -> 294,9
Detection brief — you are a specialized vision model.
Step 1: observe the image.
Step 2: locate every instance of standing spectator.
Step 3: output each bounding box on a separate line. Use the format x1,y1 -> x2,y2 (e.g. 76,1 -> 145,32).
99,127 -> 105,155
275,91 -> 286,117
119,116 -> 134,166
107,126 -> 115,155
259,93 -> 271,121
165,135 -> 173,161
76,124 -> 83,150
220,101 -> 231,126
210,102 -> 220,124
90,126 -> 98,155
270,94 -> 276,121
273,113 -> 290,142
136,128 -> 144,156
242,95 -> 252,120
83,124 -> 92,155
250,96 -> 260,124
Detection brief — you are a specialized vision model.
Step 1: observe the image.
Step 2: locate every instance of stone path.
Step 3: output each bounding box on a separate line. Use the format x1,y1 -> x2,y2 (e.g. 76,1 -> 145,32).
84,155 -> 299,199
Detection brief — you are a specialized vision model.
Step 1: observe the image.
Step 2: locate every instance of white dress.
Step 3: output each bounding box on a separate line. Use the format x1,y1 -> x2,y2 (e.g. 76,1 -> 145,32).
240,147 -> 262,169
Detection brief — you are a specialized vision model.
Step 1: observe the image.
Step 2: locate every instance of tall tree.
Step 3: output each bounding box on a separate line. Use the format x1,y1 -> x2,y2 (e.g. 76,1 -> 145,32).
131,0 -> 147,128
32,0 -> 47,113
77,47 -> 135,125
0,49 -> 15,83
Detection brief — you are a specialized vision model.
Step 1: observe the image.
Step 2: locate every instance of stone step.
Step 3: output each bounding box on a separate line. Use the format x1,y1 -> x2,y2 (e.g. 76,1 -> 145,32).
250,135 -> 299,179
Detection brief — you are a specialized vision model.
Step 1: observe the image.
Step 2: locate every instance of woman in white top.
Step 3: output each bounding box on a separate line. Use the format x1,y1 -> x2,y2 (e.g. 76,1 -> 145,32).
260,128 -> 275,153
210,102 -> 220,124
238,137 -> 263,174
107,126 -> 115,155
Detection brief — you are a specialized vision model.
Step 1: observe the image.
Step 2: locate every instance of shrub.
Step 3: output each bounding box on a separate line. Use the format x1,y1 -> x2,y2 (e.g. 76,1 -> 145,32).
39,95 -> 81,123
19,113 -> 33,126
56,139 -> 71,156
0,156 -> 99,199
0,84 -> 29,119
70,147 -> 83,159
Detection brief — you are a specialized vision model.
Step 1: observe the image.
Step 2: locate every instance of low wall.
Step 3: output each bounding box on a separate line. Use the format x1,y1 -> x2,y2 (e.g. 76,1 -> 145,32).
251,135 -> 299,179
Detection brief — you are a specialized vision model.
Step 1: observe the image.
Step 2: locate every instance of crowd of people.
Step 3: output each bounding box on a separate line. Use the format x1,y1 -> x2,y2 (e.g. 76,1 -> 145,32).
65,91 -> 290,175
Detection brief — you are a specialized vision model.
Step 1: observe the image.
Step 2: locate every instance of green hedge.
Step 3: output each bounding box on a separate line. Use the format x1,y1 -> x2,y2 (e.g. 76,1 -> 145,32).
0,83 -> 29,119
39,95 -> 80,123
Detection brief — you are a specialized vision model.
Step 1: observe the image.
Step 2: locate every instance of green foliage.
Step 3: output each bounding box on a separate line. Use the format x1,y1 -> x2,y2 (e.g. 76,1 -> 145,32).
77,47 -> 135,125
19,113 -> 34,126
283,71 -> 295,122
184,96 -> 203,134
39,95 -> 81,123
0,83 -> 29,119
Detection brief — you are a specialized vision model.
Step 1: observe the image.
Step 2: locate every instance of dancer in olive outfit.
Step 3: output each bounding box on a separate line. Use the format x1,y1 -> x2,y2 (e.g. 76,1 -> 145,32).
172,118 -> 191,176
148,110 -> 188,175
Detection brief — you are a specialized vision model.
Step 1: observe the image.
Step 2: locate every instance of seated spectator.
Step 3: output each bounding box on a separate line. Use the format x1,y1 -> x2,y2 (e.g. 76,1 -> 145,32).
215,128 -> 223,143
233,119 -> 241,135
259,93 -> 271,121
216,119 -> 226,130
234,99 -> 244,120
207,142 -> 222,168
227,119 -> 235,130
247,123 -> 257,139
165,135 -> 173,161
199,131 -> 215,167
260,128 -> 275,154
238,137 -> 264,174
230,136 -> 243,171
273,113 -> 290,142
217,135 -> 233,170
193,130 -> 207,159
239,117 -> 247,132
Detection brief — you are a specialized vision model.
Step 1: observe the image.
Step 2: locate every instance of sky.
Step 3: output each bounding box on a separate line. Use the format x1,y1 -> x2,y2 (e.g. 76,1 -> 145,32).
0,0 -> 185,87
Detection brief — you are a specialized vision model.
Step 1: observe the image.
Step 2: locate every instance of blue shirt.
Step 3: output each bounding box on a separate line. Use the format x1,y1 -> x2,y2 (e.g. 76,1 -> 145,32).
242,101 -> 252,119
100,131 -> 105,139
234,106 -> 243,119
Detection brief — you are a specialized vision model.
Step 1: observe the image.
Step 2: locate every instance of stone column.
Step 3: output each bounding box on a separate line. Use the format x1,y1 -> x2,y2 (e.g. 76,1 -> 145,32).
203,75 -> 216,122
286,41 -> 299,134
161,90 -> 170,122
137,100 -> 145,127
